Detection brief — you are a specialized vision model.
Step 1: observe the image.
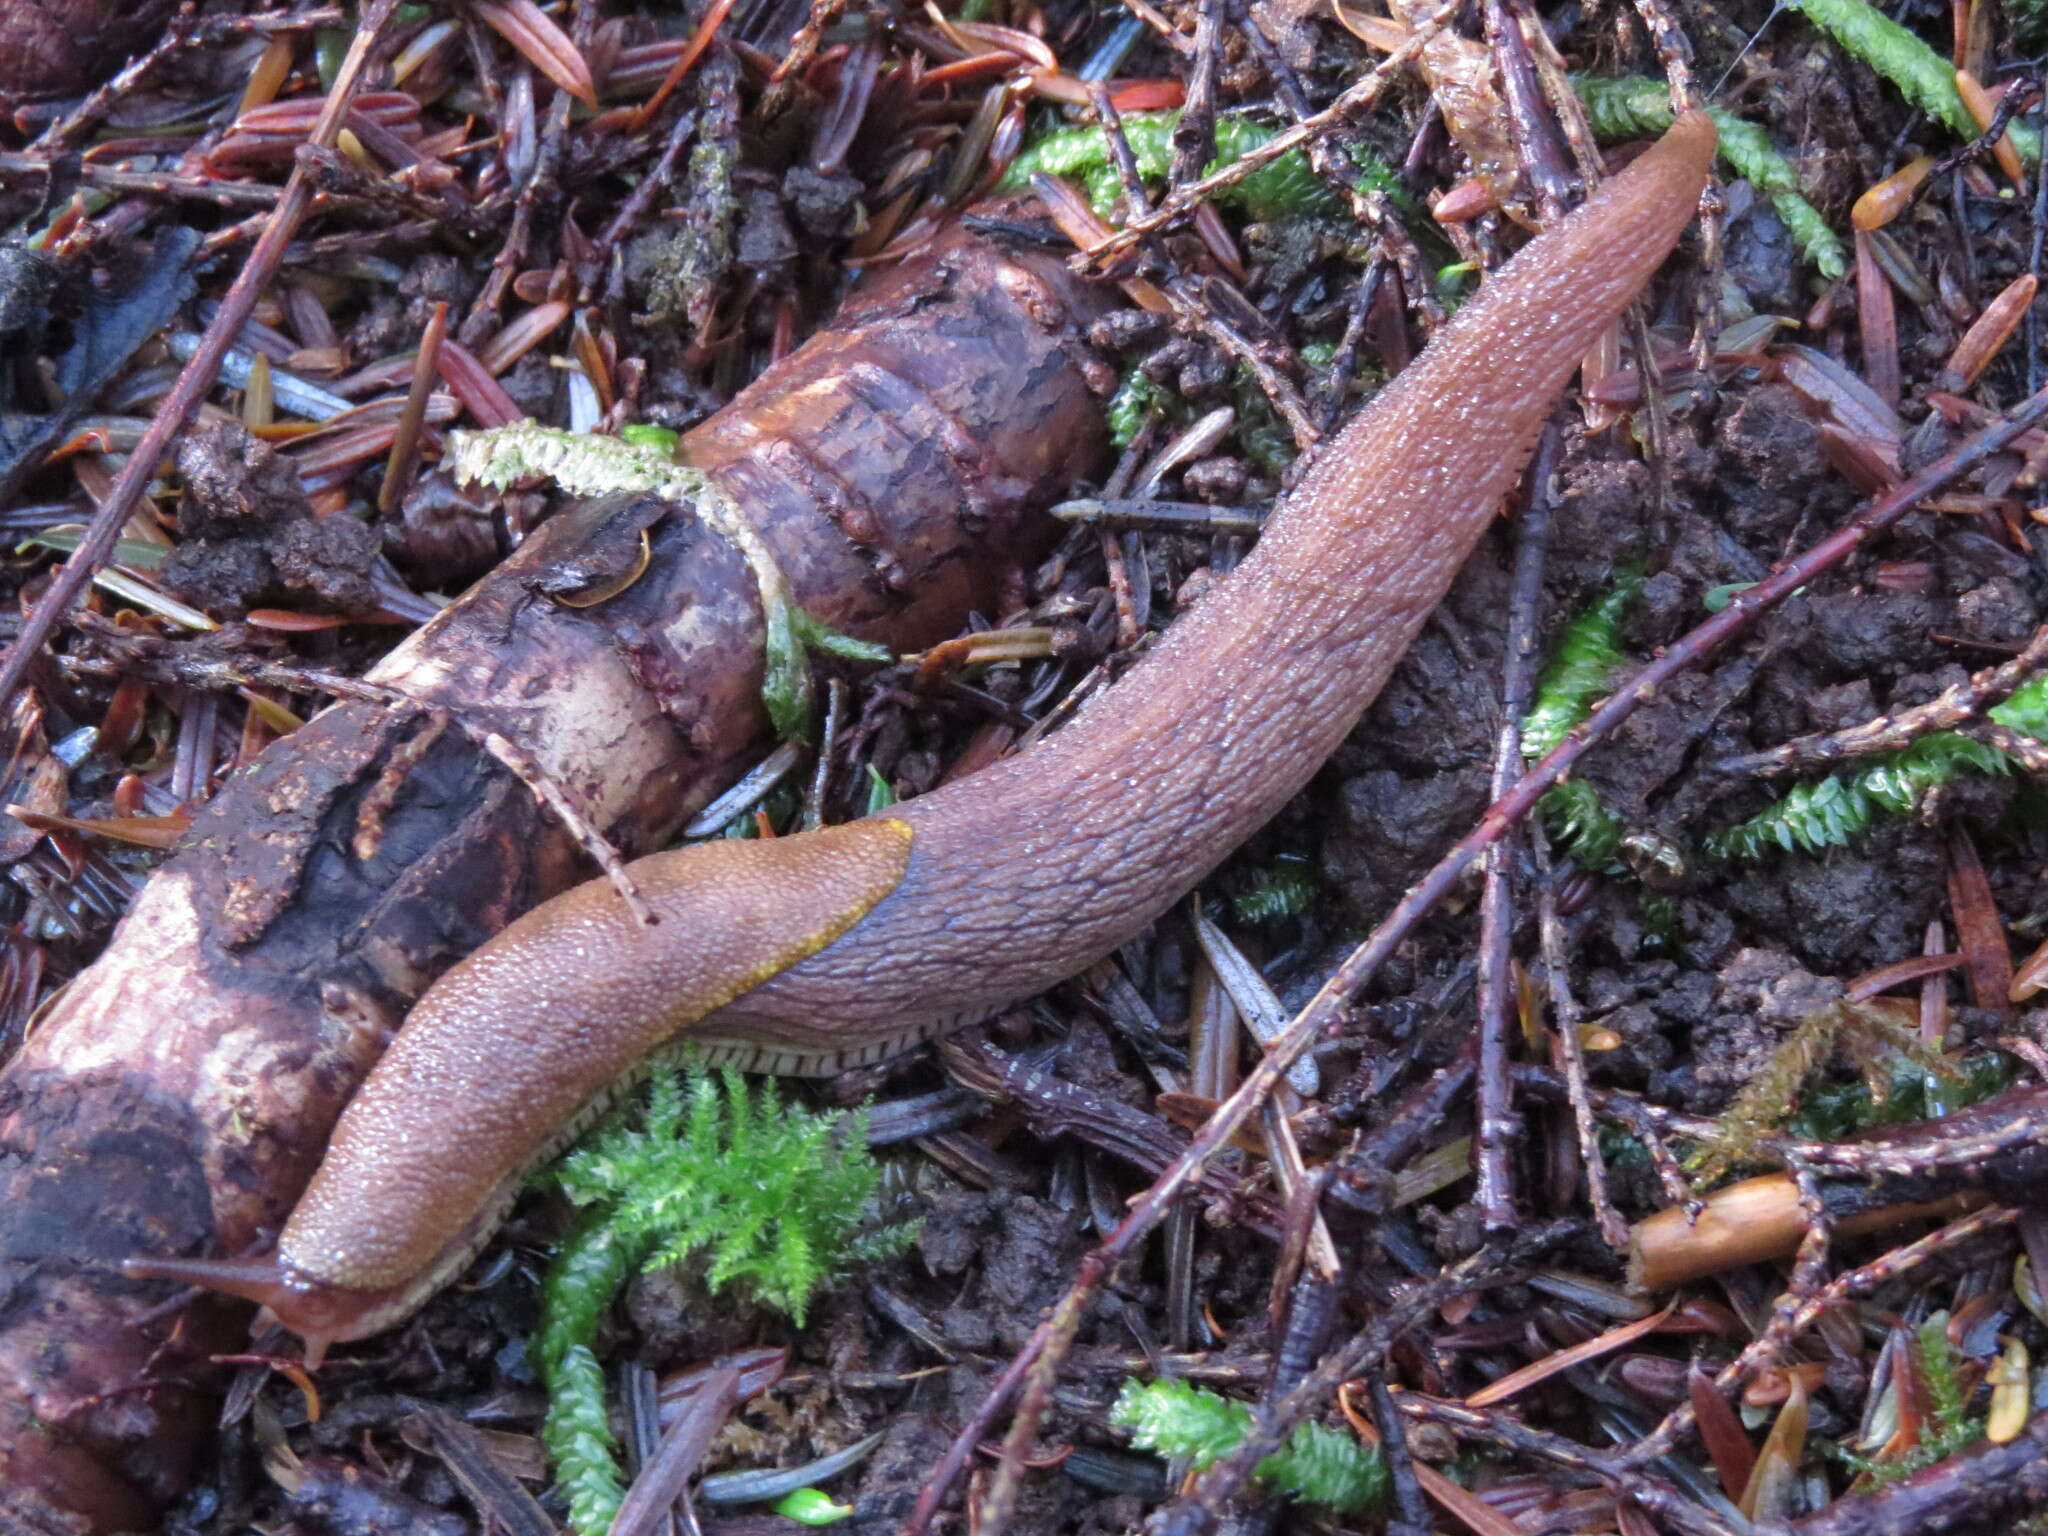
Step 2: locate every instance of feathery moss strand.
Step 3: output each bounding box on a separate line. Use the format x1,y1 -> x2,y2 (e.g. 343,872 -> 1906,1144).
1522,573 -> 1639,867
534,1063 -> 914,1535
1231,853 -> 1317,925
1522,570 -> 1640,761
1001,110 -> 1406,221
1708,729 -> 2017,860
1792,0 -> 2037,161
1572,77 -> 1848,276
1708,660 -> 2048,857
1540,779 -> 1627,867
1110,1378 -> 1387,1513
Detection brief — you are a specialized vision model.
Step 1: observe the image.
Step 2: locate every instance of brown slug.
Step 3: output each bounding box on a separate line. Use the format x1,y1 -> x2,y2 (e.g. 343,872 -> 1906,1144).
127,111 -> 1717,1365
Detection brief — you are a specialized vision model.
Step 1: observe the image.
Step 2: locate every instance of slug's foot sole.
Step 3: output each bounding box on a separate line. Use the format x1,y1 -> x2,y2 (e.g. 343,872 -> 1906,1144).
691,1005 -> 995,1077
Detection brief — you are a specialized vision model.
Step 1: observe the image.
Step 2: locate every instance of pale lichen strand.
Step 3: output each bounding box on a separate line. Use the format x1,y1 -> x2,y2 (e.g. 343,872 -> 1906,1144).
447,422 -> 889,739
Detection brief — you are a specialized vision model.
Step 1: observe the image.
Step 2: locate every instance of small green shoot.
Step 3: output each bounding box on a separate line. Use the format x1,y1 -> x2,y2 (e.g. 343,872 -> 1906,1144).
1522,571 -> 1640,761
777,1489 -> 857,1525
618,422 -> 680,453
1231,852 -> 1317,925
1107,370 -> 1174,448
1110,1378 -> 1386,1513
1435,260 -> 1477,312
1541,779 -> 1628,868
1824,1314 -> 1984,1485
1784,1048 -> 2013,1143
863,765 -> 897,815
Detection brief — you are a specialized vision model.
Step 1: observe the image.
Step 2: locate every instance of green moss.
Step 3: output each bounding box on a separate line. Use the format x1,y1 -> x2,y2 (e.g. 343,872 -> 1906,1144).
1231,853 -> 1317,925
534,1064 -> 915,1535
1110,1378 -> 1387,1513
1522,572 -> 1640,762
1792,0 -> 2037,160
1572,77 -> 1848,277
1000,110 -> 1407,222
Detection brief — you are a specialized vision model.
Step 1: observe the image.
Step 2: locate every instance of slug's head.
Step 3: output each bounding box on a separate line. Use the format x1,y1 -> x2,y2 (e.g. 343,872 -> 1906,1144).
121,1252 -> 397,1369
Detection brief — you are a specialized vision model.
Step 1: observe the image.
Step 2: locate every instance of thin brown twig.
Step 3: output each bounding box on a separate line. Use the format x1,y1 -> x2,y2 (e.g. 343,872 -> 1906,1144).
1364,1371 -> 1430,1534
473,729 -> 653,925
32,14 -> 205,153
1629,0 -> 1699,110
1903,80 -> 2044,227
586,103 -> 700,298
377,300 -> 448,515
1399,1395 -> 1743,1536
1109,0 -> 1196,56
1168,278 -> 1321,452
1086,81 -> 1154,218
1525,1063 -> 2048,1193
55,644 -> 412,708
1232,0 -> 1437,352
1973,718 -> 2048,775
1167,0 -> 1225,189
0,153 -> 287,209
1512,0 -> 1603,186
1716,621 -> 2048,776
1751,1405 -> 2048,1536
1484,0 -> 1574,219
1474,422 -> 1565,1234
1084,80 -> 1319,458
1533,823 -> 1629,1249
1152,1224 -> 1581,1535
2029,63 -> 2047,398
1314,257 -> 1386,433
1521,1066 -> 1697,1212
0,0 -> 405,717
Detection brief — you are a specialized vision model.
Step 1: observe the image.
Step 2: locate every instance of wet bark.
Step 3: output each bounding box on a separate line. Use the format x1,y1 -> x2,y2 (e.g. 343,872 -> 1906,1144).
0,0 -> 179,110
0,219 -> 1113,1533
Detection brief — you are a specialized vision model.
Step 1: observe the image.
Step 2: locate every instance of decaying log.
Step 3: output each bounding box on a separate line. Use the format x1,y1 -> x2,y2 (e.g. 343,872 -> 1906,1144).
0,0 -> 178,111
0,217 -> 1113,1532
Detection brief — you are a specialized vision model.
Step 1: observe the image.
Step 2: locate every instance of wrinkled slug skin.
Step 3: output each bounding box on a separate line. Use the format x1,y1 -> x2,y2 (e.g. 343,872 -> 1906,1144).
284,821 -> 912,1299
717,109 -> 1718,1036
147,113 -> 1714,1346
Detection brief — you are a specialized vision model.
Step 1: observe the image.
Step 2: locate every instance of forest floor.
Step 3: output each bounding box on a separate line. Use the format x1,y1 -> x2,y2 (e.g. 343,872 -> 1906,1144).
3,0 -> 2048,1532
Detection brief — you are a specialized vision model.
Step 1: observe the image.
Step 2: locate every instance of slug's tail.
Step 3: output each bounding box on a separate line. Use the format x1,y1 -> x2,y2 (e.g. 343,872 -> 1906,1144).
121,1253 -> 377,1369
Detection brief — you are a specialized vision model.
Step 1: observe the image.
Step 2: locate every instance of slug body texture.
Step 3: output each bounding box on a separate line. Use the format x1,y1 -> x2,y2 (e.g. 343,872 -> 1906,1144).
722,110 -> 1717,1045
129,112 -> 1716,1358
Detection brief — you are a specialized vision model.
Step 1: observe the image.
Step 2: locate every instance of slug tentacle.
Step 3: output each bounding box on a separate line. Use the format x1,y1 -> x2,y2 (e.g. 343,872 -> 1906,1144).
119,1253 -> 292,1310
130,114 -> 1716,1364
116,1255 -> 370,1369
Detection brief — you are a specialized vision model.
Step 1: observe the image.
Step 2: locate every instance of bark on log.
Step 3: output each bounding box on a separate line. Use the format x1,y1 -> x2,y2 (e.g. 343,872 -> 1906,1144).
0,0 -> 179,110
0,219 -> 1112,1533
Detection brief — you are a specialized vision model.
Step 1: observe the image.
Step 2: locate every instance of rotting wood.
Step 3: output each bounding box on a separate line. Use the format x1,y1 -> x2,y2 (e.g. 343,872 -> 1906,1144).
0,213 -> 1114,1532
